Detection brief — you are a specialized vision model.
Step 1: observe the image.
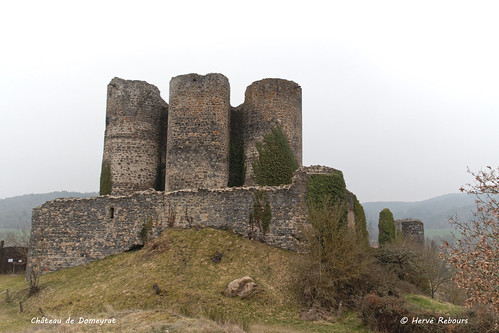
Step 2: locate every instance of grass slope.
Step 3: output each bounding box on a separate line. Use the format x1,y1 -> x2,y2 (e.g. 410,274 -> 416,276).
405,294 -> 464,315
0,228 -> 366,333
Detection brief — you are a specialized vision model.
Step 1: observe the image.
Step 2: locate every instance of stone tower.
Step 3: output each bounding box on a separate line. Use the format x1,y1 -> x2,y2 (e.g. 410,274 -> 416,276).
395,219 -> 425,246
165,73 -> 231,191
101,77 -> 168,195
242,78 -> 302,185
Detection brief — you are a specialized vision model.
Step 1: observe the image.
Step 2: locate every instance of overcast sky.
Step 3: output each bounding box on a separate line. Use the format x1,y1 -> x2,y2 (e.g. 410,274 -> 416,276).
1,1 -> 498,202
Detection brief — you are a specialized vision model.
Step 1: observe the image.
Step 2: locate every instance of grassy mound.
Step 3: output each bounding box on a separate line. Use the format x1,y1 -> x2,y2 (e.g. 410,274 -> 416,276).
0,228 -> 366,332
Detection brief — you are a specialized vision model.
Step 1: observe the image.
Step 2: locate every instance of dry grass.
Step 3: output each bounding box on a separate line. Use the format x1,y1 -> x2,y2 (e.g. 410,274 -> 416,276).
0,228 -> 366,332
404,294 -> 464,315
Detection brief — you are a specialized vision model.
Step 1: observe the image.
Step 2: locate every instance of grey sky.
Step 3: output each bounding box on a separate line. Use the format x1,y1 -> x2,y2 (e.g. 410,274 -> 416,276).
1,1 -> 498,202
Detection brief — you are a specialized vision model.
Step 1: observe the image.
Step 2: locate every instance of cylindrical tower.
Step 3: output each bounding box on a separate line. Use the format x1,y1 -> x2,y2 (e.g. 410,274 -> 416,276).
242,78 -> 302,185
101,77 -> 168,195
165,73 -> 230,191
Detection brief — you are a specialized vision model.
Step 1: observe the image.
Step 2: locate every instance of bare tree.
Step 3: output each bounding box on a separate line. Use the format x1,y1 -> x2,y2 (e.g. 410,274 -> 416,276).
422,240 -> 452,298
441,166 -> 499,314
4,225 -> 30,258
298,199 -> 371,309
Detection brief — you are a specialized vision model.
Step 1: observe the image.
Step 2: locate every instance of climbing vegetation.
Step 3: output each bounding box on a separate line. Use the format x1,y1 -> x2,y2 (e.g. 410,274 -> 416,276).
353,195 -> 369,246
99,161 -> 112,195
306,172 -> 348,230
378,208 -> 395,245
249,190 -> 272,234
253,126 -> 298,186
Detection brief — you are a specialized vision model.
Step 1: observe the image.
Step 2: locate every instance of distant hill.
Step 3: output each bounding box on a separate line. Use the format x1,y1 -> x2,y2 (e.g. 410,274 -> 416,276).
361,193 -> 476,241
0,191 -> 97,228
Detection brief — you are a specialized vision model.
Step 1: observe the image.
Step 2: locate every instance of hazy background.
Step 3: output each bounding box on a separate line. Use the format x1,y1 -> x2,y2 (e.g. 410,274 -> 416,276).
1,0 -> 498,202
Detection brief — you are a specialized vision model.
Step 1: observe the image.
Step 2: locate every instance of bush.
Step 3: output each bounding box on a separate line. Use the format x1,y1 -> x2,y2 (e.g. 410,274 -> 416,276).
252,126 -> 298,186
360,293 -> 498,333
28,263 -> 41,295
360,293 -> 414,332
376,239 -> 426,288
296,200 -> 371,310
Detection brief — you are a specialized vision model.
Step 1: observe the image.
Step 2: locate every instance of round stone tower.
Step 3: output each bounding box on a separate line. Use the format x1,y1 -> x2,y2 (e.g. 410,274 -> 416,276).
101,77 -> 168,195
165,73 -> 231,191
242,78 -> 302,185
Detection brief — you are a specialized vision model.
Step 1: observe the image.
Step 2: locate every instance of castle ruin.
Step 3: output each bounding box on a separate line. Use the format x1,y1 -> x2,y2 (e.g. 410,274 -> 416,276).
395,219 -> 425,245
28,73 -> 366,273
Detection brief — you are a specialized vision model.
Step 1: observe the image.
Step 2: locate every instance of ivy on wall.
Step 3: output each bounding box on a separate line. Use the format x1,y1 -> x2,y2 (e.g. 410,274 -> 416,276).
306,172 -> 348,231
378,208 -> 395,245
249,190 -> 272,234
253,126 -> 298,186
353,195 -> 369,246
100,161 -> 112,195
139,216 -> 154,244
306,172 -> 346,205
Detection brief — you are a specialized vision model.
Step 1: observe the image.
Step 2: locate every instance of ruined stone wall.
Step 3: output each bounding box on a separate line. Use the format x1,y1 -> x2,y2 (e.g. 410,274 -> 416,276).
102,78 -> 168,195
165,169 -> 309,251
28,167 -> 360,274
242,79 -> 302,185
395,219 -> 425,245
28,191 -> 165,272
165,73 -> 230,191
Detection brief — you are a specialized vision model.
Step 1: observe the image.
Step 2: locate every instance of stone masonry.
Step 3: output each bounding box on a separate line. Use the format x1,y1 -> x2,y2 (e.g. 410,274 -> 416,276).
395,219 -> 425,245
166,74 -> 231,191
29,167 -> 342,272
28,74 -> 364,274
102,78 -> 168,195
242,79 -> 302,185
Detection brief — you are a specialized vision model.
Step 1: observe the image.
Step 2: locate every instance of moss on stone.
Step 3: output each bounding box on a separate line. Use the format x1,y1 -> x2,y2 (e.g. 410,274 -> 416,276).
249,190 -> 272,234
139,216 -> 154,244
353,195 -> 369,246
99,161 -> 112,195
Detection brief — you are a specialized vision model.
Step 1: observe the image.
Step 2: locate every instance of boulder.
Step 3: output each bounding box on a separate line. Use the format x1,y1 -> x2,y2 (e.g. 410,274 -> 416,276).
225,276 -> 257,298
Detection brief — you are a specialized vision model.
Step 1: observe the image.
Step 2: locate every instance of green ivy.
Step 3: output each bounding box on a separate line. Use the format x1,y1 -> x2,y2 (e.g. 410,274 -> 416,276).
249,190 -> 272,234
99,161 -> 112,195
139,216 -> 154,244
253,126 -> 298,186
378,208 -> 395,245
306,172 -> 346,206
306,172 -> 348,231
353,195 -> 369,246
